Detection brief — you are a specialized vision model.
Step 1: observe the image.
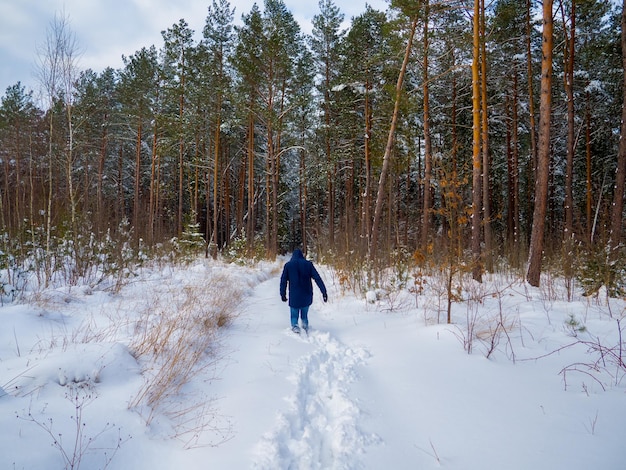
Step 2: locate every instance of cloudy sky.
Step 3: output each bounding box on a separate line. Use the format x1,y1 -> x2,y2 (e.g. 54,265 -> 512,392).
0,0 -> 388,99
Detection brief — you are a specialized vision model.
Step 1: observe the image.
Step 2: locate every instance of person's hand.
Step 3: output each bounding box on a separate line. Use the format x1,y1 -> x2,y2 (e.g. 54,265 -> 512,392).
281,295 -> 287,302
323,293 -> 328,302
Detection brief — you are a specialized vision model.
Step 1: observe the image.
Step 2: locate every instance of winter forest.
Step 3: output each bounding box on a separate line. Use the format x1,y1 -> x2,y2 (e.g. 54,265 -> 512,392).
0,0 -> 625,293
1,1 -> 626,468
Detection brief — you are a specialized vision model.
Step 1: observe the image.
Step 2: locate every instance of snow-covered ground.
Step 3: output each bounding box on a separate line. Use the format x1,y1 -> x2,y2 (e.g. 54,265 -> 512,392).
0,258 -> 624,469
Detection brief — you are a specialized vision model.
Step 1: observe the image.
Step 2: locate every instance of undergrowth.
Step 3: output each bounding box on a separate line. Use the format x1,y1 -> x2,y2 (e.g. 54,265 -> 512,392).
128,272 -> 244,447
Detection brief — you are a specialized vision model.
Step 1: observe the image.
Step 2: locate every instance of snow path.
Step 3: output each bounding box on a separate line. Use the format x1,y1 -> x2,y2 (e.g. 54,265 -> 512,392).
196,272 -> 379,469
252,329 -> 376,470
151,265 -> 626,470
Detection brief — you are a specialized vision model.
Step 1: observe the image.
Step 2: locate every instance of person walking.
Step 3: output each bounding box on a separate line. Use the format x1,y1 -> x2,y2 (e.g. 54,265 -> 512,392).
279,249 -> 327,333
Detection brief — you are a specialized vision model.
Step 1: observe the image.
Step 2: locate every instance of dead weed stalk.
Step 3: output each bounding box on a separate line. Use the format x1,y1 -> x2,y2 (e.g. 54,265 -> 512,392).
129,274 -> 244,443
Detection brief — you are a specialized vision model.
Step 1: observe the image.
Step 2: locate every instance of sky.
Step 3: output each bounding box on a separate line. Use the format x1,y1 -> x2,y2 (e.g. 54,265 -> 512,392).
0,0 -> 389,100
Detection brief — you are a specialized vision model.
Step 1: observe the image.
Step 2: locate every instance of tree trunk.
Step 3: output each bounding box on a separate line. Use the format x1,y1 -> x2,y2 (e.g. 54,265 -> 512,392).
149,121 -> 157,244
155,140 -> 163,241
363,74 -> 372,249
0,143 -> 5,230
117,146 -> 124,224
265,131 -> 272,254
178,72 -> 185,237
13,126 -> 22,232
451,45 -> 460,259
563,0 -> 576,241
480,0 -> 492,271
585,92 -> 593,242
224,156 -> 230,247
212,95 -> 222,255
134,119 -> 142,234
506,95 -> 514,245
236,142 -> 245,239
299,146 -> 307,253
526,0 -> 554,287
370,14 -> 418,260
97,116 -> 107,233
345,157 -> 355,250
325,59 -> 335,249
506,65 -> 521,255
526,0 -> 538,238
512,70 -> 519,250
193,133 -> 200,226
173,38 -> 189,238
471,0 -> 483,282
66,103 -> 77,233
422,2 -> 432,250
246,111 -> 255,248
610,0 -> 626,249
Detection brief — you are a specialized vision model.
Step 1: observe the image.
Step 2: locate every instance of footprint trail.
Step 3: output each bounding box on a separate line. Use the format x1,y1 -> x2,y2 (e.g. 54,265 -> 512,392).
253,331 -> 378,470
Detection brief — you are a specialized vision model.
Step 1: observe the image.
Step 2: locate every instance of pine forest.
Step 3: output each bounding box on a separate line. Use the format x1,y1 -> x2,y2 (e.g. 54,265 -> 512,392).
1,0 -> 625,294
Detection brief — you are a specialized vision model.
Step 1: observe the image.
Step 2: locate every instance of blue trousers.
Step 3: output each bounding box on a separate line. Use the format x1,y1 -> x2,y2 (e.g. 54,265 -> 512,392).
290,306 -> 310,329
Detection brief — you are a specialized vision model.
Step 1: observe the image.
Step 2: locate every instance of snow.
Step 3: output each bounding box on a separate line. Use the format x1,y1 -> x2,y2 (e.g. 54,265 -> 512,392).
1,257 -> 625,469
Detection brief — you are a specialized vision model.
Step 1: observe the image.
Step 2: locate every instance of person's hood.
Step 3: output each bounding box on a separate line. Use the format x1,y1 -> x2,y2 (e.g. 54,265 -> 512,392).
291,249 -> 304,260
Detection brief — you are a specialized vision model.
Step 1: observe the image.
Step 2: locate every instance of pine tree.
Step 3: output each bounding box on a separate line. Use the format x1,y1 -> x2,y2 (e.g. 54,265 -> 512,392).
527,0 -> 554,287
202,0 -> 235,253
161,19 -> 195,237
260,0 -> 303,256
334,6 -> 390,254
471,0 -> 483,281
311,0 -> 345,250
612,0 -> 626,249
233,4 -> 264,251
370,1 -> 419,261
119,46 -> 160,242
0,83 -> 42,235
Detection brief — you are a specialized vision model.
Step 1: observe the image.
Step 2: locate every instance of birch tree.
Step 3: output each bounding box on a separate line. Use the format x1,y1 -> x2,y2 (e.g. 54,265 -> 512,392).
36,11 -> 81,283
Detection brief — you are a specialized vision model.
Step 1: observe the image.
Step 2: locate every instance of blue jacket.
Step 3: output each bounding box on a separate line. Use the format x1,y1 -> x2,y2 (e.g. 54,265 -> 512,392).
280,250 -> 327,308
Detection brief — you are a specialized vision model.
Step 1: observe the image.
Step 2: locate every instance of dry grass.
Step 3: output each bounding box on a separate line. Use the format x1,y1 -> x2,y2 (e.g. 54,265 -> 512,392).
128,272 -> 245,445
8,258 -> 266,451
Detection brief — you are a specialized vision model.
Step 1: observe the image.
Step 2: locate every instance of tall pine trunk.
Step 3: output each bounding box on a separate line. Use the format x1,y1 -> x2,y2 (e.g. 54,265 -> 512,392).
211,93 -> 222,256
362,74 -> 372,249
526,0 -> 538,238
421,1 -> 432,250
370,14 -> 418,260
506,66 -> 521,256
177,68 -> 186,237
246,111 -> 255,249
480,0 -> 492,271
585,92 -> 593,242
610,0 -> 626,249
149,116 -> 158,245
134,119 -> 142,234
471,0 -> 483,282
299,145 -> 308,253
527,0 -> 554,287
563,1 -> 576,241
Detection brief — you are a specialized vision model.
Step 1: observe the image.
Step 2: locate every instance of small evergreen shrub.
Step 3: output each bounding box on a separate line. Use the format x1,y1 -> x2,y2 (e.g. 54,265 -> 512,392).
175,215 -> 207,262
564,313 -> 587,337
223,234 -> 266,265
576,244 -> 625,298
